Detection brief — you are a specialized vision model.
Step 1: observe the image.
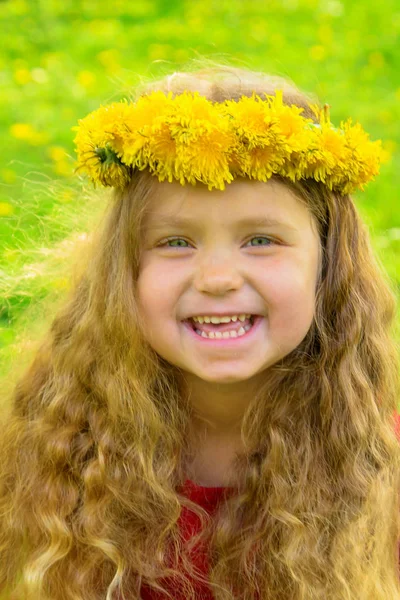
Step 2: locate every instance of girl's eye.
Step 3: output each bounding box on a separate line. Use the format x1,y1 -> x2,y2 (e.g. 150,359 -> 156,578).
158,236 -> 276,248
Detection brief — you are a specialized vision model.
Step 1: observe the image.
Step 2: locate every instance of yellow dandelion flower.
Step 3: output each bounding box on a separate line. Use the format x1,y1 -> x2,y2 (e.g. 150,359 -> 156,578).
165,91 -> 227,147
145,92 -> 236,189
308,102 -> 323,122
223,91 -> 309,180
239,146 -> 280,182
72,90 -> 384,195
73,101 -> 129,151
273,109 -> 311,150
278,123 -> 319,182
73,102 -> 132,185
303,151 -> 335,184
358,140 -> 383,181
326,119 -> 383,194
74,143 -> 130,187
261,90 -> 315,154
98,160 -> 131,187
279,153 -> 307,184
171,91 -> 221,124
143,121 -> 179,181
115,91 -> 174,164
222,94 -> 277,149
284,124 -> 339,187
174,124 -> 235,190
319,127 -> 347,161
312,127 -> 348,183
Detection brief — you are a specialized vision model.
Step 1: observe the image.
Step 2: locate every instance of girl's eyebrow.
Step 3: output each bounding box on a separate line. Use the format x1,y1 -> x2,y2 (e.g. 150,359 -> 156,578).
146,215 -> 298,231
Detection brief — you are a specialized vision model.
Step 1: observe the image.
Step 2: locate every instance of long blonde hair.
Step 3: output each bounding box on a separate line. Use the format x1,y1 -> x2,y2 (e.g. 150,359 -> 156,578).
1,58 -> 400,599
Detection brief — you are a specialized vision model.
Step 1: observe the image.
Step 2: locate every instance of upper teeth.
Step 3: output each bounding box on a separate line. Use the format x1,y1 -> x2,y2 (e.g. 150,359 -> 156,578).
191,314 -> 252,324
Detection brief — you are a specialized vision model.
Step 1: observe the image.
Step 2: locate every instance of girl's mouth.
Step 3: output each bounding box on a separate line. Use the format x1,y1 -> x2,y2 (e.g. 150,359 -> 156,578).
182,315 -> 264,346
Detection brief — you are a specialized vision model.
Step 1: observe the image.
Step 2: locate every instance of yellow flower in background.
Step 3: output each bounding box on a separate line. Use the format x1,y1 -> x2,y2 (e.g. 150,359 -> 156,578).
317,24 -> 333,44
0,202 -> 14,216
77,70 -> 96,88
10,123 -> 36,140
0,169 -> 17,183
53,161 -> 73,177
46,147 -> 73,177
14,69 -> 31,85
97,49 -> 121,74
9,0 -> 29,15
9,123 -> 49,145
309,45 -> 327,61
47,146 -> 67,161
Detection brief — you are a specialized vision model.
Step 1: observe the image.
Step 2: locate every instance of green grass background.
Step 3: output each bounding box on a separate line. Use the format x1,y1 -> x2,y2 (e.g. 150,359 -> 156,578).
1,0 -> 400,401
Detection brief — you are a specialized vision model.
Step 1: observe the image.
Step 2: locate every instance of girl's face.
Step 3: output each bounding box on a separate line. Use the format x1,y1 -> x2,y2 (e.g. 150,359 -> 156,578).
136,179 -> 321,385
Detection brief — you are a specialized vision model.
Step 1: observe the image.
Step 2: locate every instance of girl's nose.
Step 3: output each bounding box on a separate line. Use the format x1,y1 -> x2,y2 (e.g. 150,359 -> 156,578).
193,264 -> 243,295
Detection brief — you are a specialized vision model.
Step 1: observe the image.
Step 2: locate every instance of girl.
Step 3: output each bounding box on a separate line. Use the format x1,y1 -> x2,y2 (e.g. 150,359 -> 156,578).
1,61 -> 400,600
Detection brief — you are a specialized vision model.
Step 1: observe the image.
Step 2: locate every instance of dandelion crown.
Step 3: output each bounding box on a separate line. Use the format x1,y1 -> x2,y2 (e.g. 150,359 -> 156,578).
73,88 -> 385,195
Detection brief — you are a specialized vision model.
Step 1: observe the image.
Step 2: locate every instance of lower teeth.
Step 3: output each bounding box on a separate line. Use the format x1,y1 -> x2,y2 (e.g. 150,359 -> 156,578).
194,322 -> 254,339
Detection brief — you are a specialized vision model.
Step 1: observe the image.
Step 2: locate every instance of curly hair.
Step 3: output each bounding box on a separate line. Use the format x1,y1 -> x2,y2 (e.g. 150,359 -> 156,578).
1,58 -> 400,600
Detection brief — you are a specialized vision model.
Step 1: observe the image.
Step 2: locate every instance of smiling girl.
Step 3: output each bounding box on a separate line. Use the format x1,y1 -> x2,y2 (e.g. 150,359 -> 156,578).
0,61 -> 399,600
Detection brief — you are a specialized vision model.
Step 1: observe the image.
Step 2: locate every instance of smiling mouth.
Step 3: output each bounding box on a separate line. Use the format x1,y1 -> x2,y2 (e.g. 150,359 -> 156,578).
184,315 -> 261,340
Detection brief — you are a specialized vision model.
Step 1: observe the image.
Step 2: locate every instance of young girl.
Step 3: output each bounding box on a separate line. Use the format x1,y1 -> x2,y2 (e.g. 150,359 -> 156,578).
1,61 -> 400,600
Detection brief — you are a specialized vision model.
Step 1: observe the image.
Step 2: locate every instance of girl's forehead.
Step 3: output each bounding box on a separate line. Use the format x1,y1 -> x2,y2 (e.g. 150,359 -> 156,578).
144,178 -> 312,230
142,180 -> 316,233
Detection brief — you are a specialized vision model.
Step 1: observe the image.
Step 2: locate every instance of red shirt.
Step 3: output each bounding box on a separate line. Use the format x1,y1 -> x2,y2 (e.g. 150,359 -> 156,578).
140,479 -> 237,599
139,410 -> 400,599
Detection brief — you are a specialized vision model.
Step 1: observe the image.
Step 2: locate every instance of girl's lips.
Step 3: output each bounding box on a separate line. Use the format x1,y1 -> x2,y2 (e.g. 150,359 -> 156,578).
182,315 -> 264,346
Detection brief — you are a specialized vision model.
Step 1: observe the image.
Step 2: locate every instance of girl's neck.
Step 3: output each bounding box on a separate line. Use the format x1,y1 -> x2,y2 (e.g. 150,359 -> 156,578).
185,430 -> 244,487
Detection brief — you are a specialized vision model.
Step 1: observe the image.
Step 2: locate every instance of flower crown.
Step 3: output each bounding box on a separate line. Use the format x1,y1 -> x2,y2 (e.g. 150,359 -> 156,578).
72,89 -> 386,195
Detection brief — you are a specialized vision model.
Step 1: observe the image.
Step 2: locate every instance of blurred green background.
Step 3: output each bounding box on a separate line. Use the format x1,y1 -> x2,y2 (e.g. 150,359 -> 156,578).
1,0 -> 400,389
